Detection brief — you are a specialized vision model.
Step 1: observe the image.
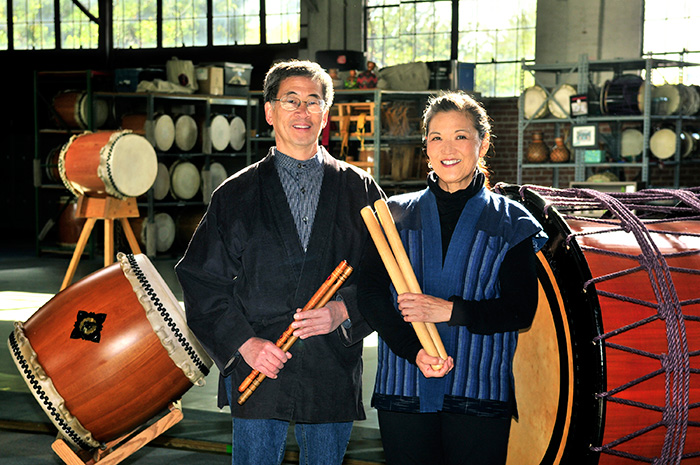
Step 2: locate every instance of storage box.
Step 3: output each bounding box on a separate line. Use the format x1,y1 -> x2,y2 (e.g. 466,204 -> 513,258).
205,62 -> 253,96
196,66 -> 224,95
114,68 -> 165,92
427,60 -> 474,91
583,150 -> 605,163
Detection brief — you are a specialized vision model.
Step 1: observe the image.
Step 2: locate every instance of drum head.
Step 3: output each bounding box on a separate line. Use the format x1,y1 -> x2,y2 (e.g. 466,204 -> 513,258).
621,128 -> 644,158
154,114 -> 175,152
104,133 -> 158,198
141,212 -> 176,253
202,161 -> 228,191
170,160 -> 201,200
654,84 -> 681,115
174,115 -> 198,152
151,162 -> 170,200
229,116 -> 246,151
650,128 -> 677,159
522,86 -> 549,119
78,93 -> 109,129
549,84 -> 577,119
210,115 -> 231,151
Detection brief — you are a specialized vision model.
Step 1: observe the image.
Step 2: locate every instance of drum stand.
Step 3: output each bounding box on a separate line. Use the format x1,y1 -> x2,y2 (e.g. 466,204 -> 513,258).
51,401 -> 183,465
61,196 -> 142,291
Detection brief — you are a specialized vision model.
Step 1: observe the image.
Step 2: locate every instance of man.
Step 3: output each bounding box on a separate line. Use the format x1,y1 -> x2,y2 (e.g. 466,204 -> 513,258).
175,59 -> 384,465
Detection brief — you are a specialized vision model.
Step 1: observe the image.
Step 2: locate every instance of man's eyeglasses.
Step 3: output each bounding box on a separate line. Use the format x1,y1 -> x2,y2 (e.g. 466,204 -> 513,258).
271,96 -> 326,114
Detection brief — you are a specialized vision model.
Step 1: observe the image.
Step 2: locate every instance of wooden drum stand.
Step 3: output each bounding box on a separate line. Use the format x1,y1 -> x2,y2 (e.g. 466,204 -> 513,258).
60,195 -> 142,291
51,402 -> 183,465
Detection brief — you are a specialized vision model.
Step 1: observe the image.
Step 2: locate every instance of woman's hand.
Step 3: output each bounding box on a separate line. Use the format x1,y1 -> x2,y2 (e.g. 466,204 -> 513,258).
398,293 -> 452,323
416,349 -> 454,378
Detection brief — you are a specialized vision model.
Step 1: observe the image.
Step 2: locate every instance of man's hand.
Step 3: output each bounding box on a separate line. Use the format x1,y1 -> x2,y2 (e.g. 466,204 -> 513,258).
291,300 -> 349,339
238,337 -> 292,379
398,293 -> 453,323
415,349 -> 454,378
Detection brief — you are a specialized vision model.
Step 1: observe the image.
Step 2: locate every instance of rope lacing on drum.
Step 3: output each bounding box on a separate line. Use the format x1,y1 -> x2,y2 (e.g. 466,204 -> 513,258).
124,253 -> 210,377
523,185 -> 700,465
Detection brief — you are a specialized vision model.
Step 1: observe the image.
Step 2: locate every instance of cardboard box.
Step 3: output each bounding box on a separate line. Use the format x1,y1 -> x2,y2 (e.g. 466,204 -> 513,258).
205,62 -> 253,96
196,66 -> 224,95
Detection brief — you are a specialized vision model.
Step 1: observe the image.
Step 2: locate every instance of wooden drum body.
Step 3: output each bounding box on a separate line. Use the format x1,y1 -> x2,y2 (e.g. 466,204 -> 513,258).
53,90 -> 109,129
7,253 -> 212,450
59,130 -> 158,199
498,185 -> 700,465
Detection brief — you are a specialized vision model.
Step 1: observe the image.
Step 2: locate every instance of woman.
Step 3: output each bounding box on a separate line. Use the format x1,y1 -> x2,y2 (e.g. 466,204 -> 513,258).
358,91 -> 547,465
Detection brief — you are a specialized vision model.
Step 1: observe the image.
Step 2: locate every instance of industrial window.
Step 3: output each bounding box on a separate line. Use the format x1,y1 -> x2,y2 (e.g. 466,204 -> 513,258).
265,0 -> 300,44
13,0 -> 55,50
0,0 -> 7,49
113,0 -> 158,48
643,0 -> 700,85
162,0 -> 208,47
212,0 -> 261,45
366,0 -> 537,97
60,0 -> 99,49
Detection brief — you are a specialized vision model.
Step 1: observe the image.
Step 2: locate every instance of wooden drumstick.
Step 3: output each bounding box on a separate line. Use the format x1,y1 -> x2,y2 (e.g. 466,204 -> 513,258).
238,261 -> 349,393
360,206 -> 443,368
237,264 -> 354,405
374,200 -> 449,361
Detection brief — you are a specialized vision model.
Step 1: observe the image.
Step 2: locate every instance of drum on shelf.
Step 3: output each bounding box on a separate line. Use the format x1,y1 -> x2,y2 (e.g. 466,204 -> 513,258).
200,161 -> 228,204
600,75 -> 643,115
130,212 -> 176,253
52,90 -> 109,129
120,113 -> 176,152
210,114 -> 231,152
44,145 -> 63,183
650,127 -> 684,160
496,185 -> 700,465
174,114 -> 198,152
7,253 -> 212,450
521,85 -> 550,119
653,84 -> 682,116
620,128 -> 644,159
678,84 -> 700,116
549,84 -> 577,119
150,162 -> 171,201
169,160 -> 201,200
229,116 -> 246,151
58,130 -> 158,199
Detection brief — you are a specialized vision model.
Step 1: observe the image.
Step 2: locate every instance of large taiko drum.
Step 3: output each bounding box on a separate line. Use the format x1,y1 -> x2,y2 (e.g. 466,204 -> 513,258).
497,185 -> 700,465
59,130 -> 158,199
7,253 -> 212,450
601,75 -> 643,115
52,90 -> 109,129
120,113 -> 176,152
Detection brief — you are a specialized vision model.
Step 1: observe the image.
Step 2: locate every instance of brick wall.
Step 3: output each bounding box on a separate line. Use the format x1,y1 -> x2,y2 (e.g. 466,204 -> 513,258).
481,97 -> 700,189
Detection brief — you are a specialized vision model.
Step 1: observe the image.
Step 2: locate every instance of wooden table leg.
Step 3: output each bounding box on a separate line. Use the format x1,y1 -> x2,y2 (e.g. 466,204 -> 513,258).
61,217 -> 97,291
104,218 -> 114,267
119,218 -> 142,255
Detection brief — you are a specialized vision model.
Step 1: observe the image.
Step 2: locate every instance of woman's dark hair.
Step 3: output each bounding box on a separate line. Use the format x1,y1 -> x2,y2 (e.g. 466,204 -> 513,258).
263,60 -> 334,108
422,91 -> 492,187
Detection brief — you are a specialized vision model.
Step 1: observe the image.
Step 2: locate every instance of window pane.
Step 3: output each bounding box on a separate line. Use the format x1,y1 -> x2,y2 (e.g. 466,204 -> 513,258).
13,0 -> 55,49
213,0 -> 260,45
265,0 -> 300,44
113,0 -> 157,49
60,0 -> 99,49
0,0 -> 7,49
162,0 -> 208,47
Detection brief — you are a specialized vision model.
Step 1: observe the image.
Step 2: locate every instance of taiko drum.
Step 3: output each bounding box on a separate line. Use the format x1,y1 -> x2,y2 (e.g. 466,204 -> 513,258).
7,253 -> 212,450
59,130 -> 158,199
498,185 -> 700,465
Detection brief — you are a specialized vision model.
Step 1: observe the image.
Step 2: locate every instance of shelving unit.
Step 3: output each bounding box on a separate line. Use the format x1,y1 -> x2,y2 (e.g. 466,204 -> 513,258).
33,70 -> 255,257
517,55 -> 700,188
247,88 -> 432,190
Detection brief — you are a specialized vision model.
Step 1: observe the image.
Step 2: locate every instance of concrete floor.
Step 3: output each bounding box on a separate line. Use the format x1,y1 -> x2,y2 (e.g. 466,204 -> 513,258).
0,240 -> 384,464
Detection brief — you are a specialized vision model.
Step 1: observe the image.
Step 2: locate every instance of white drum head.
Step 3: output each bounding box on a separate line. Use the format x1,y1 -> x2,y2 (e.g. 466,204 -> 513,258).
654,84 -> 681,115
621,129 -> 644,158
141,212 -> 176,253
229,116 -> 246,151
650,128 -> 677,159
549,84 -> 576,119
202,162 -> 228,191
154,114 -> 175,152
79,94 -> 109,129
152,162 -> 170,200
680,131 -> 694,158
210,115 -> 231,151
102,133 -> 158,198
521,86 -> 549,119
170,160 -> 201,200
175,115 -> 198,152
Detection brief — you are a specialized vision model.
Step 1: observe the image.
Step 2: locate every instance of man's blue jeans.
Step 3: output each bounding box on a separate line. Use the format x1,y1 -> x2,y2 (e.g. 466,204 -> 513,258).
224,376 -> 353,465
